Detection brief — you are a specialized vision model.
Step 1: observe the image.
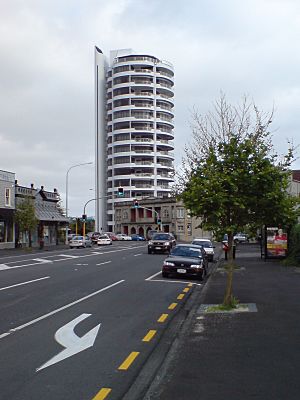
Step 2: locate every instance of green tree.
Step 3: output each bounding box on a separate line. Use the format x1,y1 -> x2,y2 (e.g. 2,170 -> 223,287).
15,197 -> 38,248
179,94 -> 299,306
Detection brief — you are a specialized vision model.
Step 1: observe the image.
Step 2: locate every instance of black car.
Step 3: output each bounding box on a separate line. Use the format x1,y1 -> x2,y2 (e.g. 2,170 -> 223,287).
148,233 -> 176,254
162,244 -> 208,280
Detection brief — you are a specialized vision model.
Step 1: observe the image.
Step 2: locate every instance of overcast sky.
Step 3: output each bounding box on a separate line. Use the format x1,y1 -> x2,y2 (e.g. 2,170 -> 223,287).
1,0 -> 299,217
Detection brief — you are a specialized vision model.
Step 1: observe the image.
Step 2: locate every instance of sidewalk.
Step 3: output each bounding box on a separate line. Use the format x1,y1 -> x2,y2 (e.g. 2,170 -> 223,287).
146,244 -> 300,400
0,244 -> 69,258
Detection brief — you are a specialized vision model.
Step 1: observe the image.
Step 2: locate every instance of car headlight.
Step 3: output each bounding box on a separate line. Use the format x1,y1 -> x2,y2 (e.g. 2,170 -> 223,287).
148,241 -> 153,245
164,261 -> 175,266
190,264 -> 203,269
164,241 -> 170,246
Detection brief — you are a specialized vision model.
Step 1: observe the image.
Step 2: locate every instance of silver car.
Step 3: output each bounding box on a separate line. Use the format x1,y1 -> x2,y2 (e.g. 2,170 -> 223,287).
69,235 -> 92,248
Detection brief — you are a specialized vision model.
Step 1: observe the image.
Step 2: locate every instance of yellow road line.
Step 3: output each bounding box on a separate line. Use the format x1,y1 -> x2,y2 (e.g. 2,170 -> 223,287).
168,303 -> 177,310
118,351 -> 140,370
142,329 -> 157,342
183,287 -> 190,293
177,294 -> 185,300
188,283 -> 193,287
92,387 -> 112,400
157,313 -> 168,323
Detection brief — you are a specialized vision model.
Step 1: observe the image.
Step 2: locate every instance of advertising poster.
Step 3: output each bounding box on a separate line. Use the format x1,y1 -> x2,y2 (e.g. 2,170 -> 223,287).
266,227 -> 288,258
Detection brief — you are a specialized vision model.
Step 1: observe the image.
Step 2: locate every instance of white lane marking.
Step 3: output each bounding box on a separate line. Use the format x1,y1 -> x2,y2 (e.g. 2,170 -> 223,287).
1,259 -> 54,270
36,313 -> 101,372
0,276 -> 50,292
0,264 -> 10,270
134,254 -> 142,257
96,261 -> 112,266
145,271 -> 202,286
145,271 -> 162,280
91,251 -> 104,255
0,280 -> 125,340
0,245 -> 145,271
75,264 -> 88,266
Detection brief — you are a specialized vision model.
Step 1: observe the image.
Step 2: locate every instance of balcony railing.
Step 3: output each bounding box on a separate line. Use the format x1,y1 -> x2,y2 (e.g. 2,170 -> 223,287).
133,138 -> 153,142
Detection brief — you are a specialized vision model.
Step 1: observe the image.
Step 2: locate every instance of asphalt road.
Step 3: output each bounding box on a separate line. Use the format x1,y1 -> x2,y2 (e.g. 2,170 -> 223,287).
0,242 -> 206,400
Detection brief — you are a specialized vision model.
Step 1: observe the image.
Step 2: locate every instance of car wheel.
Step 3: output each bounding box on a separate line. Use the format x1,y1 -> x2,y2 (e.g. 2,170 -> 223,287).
162,272 -> 168,278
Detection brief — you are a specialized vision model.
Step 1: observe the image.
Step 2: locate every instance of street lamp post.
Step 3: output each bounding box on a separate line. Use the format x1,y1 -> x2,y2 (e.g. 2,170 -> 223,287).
65,162 -> 93,244
82,196 -> 112,237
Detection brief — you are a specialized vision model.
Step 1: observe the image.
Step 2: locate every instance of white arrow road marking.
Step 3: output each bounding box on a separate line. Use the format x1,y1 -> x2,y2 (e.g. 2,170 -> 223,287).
36,313 -> 101,372
0,264 -> 10,270
32,258 -> 53,264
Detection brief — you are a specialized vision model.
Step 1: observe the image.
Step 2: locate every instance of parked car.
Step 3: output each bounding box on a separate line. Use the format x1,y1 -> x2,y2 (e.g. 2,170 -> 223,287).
192,238 -> 215,262
147,230 -> 158,240
104,232 -> 118,241
162,244 -> 208,280
69,235 -> 93,248
67,233 -> 76,242
115,233 -> 132,241
234,233 -> 249,243
91,232 -> 101,244
97,234 -> 112,246
148,233 -> 176,254
131,234 -> 146,241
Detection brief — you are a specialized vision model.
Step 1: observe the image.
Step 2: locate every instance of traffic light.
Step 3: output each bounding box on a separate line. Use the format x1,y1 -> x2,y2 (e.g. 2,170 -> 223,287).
117,187 -> 124,197
134,200 -> 139,208
82,214 -> 87,221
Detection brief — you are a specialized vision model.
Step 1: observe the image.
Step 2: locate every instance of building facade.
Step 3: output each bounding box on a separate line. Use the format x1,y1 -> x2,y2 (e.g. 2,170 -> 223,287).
0,169 -> 15,249
114,197 -> 211,242
95,48 -> 175,232
15,183 -> 68,247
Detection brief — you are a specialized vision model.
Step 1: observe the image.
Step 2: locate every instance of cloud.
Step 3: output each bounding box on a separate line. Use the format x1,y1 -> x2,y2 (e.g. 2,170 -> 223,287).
0,0 -> 299,216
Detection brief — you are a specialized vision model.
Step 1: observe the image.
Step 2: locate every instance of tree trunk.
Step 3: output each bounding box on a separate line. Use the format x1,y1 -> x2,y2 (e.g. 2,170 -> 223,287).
28,230 -> 32,248
223,233 -> 235,306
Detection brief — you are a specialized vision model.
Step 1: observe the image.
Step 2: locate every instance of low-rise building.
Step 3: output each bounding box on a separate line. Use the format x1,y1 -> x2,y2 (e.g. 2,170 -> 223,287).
0,169 -> 15,249
114,197 -> 211,241
15,182 -> 68,247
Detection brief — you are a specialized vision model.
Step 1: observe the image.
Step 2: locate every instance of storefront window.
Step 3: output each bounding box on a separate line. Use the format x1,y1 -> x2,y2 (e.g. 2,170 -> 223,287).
0,221 -> 5,242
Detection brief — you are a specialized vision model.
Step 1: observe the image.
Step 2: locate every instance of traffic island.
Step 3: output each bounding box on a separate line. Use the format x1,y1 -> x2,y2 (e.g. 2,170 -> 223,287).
198,303 -> 257,313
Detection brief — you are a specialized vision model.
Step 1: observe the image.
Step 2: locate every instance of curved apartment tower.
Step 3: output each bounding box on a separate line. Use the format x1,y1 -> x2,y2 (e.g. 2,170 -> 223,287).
95,48 -> 174,232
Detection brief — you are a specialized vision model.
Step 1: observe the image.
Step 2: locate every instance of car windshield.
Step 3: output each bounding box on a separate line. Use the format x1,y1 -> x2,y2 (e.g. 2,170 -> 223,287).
171,247 -> 202,258
73,236 -> 83,240
193,240 -> 212,247
99,235 -> 109,239
152,234 -> 171,240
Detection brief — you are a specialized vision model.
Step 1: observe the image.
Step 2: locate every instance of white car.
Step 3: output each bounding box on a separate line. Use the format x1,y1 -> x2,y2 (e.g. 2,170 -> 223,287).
97,234 -> 112,246
69,235 -> 93,248
115,233 -> 132,241
192,238 -> 215,261
234,233 -> 249,243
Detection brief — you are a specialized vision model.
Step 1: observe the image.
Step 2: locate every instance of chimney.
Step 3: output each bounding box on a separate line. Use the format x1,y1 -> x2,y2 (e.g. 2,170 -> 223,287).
15,179 -> 18,185
30,183 -> 34,189
54,188 -> 57,193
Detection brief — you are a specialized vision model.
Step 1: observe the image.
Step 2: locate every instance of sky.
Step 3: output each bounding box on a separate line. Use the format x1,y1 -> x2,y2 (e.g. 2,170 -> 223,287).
1,0 -> 299,217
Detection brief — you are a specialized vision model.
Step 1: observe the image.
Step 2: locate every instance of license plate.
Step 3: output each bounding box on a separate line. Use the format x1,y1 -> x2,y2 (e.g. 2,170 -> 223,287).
177,268 -> 186,273
155,247 -> 161,249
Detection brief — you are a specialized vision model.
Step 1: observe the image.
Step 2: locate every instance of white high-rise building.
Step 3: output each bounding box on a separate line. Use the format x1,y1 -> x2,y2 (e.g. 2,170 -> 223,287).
95,48 -> 175,232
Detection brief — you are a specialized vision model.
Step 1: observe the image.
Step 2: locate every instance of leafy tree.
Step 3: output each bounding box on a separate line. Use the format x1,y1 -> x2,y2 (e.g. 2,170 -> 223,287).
15,197 -> 38,248
178,94 -> 299,306
284,224 -> 300,266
